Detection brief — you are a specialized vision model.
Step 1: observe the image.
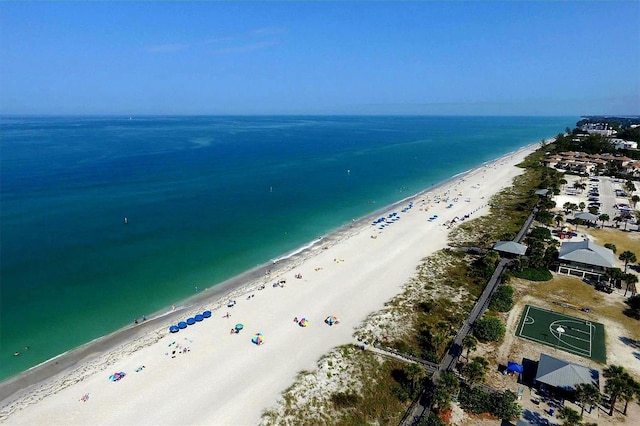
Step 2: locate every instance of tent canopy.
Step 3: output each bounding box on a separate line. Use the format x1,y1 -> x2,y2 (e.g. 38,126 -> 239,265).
507,361 -> 524,373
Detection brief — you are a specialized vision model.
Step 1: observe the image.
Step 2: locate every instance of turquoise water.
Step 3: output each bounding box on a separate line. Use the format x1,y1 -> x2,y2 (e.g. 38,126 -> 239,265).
0,116 -> 574,380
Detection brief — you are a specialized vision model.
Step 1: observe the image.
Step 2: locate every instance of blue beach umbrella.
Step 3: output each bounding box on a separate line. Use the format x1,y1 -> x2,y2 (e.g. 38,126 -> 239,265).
169,325 -> 180,333
325,316 -> 338,326
186,317 -> 196,325
178,321 -> 188,329
202,310 -> 212,318
195,314 -> 204,322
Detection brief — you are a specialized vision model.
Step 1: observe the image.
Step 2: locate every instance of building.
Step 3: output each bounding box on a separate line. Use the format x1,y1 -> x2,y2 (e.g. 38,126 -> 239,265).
557,240 -> 615,281
493,241 -> 528,258
535,353 -> 599,398
611,138 -> 638,150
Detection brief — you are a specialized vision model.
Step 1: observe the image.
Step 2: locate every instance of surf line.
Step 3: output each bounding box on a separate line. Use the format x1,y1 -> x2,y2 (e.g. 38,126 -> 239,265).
271,237 -> 324,264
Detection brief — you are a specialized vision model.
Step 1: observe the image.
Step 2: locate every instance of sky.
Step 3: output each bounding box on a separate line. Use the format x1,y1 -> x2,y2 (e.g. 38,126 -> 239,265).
0,1 -> 638,116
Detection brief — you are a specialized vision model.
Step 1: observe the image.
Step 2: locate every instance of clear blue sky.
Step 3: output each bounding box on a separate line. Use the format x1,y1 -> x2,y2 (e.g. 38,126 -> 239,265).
1,1 -> 638,115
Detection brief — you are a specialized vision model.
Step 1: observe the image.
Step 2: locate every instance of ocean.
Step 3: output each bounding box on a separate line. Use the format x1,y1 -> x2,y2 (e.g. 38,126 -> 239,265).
0,115 -> 575,381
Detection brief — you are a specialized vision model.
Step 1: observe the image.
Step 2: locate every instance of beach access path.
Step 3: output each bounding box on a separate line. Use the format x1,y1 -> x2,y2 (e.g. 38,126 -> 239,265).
0,145 -> 536,425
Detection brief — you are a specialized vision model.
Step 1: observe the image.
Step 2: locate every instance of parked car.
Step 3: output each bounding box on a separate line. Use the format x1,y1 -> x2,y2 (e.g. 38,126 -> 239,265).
595,283 -> 614,293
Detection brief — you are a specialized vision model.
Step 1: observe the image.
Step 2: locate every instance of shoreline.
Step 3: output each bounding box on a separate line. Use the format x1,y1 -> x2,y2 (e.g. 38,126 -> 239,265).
0,142 -> 539,422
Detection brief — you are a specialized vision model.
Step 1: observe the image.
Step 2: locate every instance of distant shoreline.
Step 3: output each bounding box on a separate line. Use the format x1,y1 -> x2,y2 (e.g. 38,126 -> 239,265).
0,141 -> 538,407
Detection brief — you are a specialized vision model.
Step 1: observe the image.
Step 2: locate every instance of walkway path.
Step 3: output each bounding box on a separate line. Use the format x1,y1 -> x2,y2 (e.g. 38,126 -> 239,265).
399,206 -> 538,425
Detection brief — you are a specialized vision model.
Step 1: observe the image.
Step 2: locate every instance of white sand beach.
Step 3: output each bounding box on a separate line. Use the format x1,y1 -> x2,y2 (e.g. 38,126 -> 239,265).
0,145 -> 536,425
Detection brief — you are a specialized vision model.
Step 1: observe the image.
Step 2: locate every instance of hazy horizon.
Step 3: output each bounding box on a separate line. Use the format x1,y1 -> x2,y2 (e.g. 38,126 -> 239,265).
1,2 -> 638,116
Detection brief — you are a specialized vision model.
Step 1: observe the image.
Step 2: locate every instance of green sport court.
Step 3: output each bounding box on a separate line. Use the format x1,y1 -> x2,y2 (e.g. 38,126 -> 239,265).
516,305 -> 606,363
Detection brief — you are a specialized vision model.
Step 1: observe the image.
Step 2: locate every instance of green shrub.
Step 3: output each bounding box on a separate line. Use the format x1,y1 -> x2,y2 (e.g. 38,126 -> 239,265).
459,385 -> 491,414
512,268 -> 552,281
489,285 -> 514,312
473,316 -> 506,342
459,385 -> 521,420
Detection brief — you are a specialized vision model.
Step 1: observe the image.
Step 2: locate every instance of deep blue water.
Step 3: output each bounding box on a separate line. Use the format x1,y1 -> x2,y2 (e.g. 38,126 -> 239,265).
0,115 -> 575,380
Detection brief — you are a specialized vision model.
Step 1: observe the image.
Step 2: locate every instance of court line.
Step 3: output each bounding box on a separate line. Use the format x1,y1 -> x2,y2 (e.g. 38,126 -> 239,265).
518,333 -> 590,357
518,306 -> 596,357
518,305 -> 532,337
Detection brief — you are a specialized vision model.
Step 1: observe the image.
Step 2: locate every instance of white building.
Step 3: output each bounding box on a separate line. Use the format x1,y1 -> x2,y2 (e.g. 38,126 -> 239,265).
610,138 -> 638,150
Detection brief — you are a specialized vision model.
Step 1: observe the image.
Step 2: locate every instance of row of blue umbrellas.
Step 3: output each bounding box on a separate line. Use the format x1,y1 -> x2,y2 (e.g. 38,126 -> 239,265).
169,310 -> 212,333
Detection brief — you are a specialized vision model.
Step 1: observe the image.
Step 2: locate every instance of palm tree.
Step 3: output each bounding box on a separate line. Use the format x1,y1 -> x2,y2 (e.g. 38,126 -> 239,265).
607,267 -> 624,288
599,213 -> 610,227
563,202 -> 572,214
462,334 -> 477,360
405,363 -> 426,394
558,406 -> 582,426
560,178 -> 568,189
462,356 -> 488,385
631,194 -> 640,208
623,274 -> 639,297
574,218 -> 584,230
574,383 -> 600,416
624,180 -> 636,195
578,201 -> 586,211
619,375 -> 640,415
619,251 -> 637,272
432,371 -> 459,413
554,214 -> 564,227
613,216 -> 623,228
604,365 -> 627,416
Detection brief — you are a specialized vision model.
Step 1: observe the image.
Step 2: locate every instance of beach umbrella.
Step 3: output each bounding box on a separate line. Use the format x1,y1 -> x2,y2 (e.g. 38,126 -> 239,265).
186,317 -> 196,325
325,316 -> 338,326
194,314 -> 204,322
298,318 -> 309,327
251,333 -> 264,345
202,310 -> 212,318
169,325 -> 180,333
178,321 -> 188,329
235,323 -> 244,332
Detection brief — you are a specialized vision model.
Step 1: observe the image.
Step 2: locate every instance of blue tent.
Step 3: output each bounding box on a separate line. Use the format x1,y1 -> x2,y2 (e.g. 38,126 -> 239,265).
195,314 -> 204,322
178,321 -> 188,329
507,361 -> 524,374
169,325 -> 180,333
186,317 -> 196,325
202,310 -> 212,318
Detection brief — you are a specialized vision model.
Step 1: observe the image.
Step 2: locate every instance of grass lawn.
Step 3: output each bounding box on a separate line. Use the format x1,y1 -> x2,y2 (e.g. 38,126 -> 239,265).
587,227 -> 640,259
